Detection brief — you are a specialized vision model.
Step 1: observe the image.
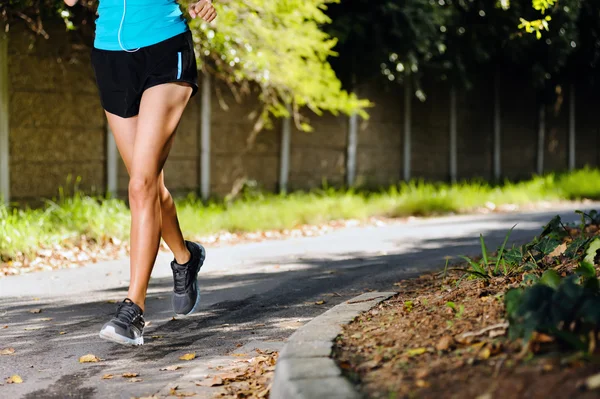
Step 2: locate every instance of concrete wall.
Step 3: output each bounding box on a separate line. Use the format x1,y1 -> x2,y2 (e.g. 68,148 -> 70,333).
3,25 -> 600,204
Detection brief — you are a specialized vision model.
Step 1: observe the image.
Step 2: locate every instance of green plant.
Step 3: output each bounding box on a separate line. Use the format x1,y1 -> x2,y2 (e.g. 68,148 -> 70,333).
460,227 -> 517,279
505,274 -> 600,353
446,301 -> 465,319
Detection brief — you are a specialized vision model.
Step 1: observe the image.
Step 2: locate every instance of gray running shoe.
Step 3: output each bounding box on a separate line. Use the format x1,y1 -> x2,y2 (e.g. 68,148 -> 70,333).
99,298 -> 145,346
171,241 -> 206,315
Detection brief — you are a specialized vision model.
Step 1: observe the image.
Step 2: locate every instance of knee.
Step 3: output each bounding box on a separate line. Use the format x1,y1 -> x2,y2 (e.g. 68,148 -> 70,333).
128,175 -> 158,203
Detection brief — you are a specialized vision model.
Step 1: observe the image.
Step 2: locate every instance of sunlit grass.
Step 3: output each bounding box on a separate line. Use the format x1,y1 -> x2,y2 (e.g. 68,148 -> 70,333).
2,168 -> 600,262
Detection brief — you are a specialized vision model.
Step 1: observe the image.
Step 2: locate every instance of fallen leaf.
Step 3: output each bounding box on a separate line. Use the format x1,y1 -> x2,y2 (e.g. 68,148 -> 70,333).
416,379 -> 430,388
232,353 -> 248,357
79,354 -> 100,363
151,335 -> 163,339
159,365 -> 181,371
0,348 -> 15,355
585,373 -> 600,390
106,300 -> 117,304
217,372 -> 244,380
6,375 -> 23,384
549,242 -> 567,258
38,318 -> 53,321
179,353 -> 196,361
59,331 -> 67,335
315,300 -> 326,305
195,376 -> 223,387
2,325 -> 8,329
128,378 -> 143,383
29,309 -> 42,314
436,335 -> 454,351
24,327 -> 42,331
406,347 -> 427,357
102,374 -> 113,379
122,372 -> 139,378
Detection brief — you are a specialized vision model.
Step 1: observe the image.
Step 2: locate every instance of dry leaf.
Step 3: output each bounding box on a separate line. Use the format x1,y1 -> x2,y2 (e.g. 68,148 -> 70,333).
24,327 -> 42,331
59,331 -> 66,335
179,353 -> 196,361
0,348 -> 15,355
38,318 -> 52,321
79,354 -> 100,363
102,374 -> 113,379
6,375 -> 23,384
128,378 -> 143,383
416,379 -> 430,388
159,365 -> 181,371
232,353 -> 248,357
122,372 -> 139,378
549,242 -> 567,257
406,347 -> 427,357
151,335 -> 163,339
2,325 -> 7,329
315,300 -> 325,305
195,376 -> 223,387
29,309 -> 42,314
436,335 -> 454,351
218,372 -> 244,380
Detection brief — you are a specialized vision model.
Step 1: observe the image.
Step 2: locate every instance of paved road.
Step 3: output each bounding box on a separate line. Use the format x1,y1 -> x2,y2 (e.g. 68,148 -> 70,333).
0,205 -> 595,398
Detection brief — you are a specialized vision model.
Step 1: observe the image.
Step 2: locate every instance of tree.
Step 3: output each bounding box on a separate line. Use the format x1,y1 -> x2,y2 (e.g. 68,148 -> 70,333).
0,0 -> 369,132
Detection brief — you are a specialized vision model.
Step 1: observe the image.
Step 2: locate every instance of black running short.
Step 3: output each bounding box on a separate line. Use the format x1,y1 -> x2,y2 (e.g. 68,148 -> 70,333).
91,30 -> 198,118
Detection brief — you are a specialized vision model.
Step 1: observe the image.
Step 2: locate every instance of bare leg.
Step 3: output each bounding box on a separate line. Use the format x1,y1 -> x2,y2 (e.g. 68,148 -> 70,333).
106,83 -> 193,311
106,115 -> 191,265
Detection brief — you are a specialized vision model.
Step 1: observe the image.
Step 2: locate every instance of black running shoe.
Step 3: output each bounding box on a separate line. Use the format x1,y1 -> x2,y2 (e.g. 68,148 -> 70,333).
171,241 -> 206,315
99,298 -> 145,346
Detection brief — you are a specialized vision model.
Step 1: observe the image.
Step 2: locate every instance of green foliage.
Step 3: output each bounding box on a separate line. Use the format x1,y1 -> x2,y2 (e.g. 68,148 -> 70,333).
505,274 -> 600,352
190,0 -> 369,131
446,301 -> 465,319
1,0 -> 369,131
3,168 -> 600,263
460,227 -> 516,279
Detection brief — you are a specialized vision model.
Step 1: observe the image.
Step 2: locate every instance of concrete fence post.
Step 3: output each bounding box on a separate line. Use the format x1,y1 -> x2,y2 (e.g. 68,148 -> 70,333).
537,104 -> 546,175
200,71 -> 211,201
106,123 -> 118,197
0,28 -> 10,205
279,105 -> 291,193
346,109 -> 358,187
449,85 -> 458,183
403,77 -> 412,181
569,84 -> 576,171
493,71 -> 502,181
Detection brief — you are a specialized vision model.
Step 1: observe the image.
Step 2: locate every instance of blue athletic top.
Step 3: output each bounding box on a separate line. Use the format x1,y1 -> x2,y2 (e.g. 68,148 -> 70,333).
94,0 -> 188,51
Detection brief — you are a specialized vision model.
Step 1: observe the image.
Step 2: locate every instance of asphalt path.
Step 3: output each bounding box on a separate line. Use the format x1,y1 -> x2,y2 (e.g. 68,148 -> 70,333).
0,205 -> 596,398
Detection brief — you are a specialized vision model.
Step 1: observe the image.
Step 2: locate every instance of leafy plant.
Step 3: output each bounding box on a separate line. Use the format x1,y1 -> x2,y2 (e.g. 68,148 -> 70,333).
460,227 -> 517,279
505,274 -> 600,353
446,301 -> 465,319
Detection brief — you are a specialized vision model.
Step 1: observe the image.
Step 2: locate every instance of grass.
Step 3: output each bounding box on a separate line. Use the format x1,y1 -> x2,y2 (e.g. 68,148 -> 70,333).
2,168 -> 600,262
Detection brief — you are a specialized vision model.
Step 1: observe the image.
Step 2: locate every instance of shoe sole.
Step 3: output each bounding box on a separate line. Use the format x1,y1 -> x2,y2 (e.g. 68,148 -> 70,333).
174,244 -> 206,317
99,325 -> 144,346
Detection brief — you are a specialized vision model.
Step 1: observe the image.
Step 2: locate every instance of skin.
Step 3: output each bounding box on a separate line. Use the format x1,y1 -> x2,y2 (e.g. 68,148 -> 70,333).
64,0 -> 217,311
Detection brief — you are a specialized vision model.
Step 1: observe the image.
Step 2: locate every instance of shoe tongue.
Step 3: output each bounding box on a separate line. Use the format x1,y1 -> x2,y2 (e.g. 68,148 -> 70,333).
122,298 -> 143,314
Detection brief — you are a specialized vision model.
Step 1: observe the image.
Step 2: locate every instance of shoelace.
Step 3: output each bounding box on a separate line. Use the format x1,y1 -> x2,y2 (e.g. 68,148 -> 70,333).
115,299 -> 140,324
172,267 -> 190,293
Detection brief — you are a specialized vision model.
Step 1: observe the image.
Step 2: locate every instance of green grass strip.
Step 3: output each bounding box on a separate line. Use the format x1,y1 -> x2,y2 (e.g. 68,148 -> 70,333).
2,167 -> 600,262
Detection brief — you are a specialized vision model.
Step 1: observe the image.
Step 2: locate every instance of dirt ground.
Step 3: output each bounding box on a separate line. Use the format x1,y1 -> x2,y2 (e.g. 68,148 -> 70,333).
334,271 -> 600,399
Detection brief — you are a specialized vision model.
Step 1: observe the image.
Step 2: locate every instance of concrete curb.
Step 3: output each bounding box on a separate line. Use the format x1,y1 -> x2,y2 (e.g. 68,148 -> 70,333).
271,291 -> 397,399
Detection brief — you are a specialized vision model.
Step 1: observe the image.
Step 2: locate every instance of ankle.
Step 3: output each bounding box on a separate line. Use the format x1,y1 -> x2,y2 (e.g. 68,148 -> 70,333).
126,296 -> 145,312
175,247 -> 192,265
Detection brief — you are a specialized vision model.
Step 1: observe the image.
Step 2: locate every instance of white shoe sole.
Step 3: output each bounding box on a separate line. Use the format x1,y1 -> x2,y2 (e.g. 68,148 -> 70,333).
99,325 -> 144,346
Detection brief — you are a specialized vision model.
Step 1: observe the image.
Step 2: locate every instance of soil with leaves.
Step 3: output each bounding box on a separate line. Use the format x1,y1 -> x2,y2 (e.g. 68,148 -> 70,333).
334,210 -> 600,398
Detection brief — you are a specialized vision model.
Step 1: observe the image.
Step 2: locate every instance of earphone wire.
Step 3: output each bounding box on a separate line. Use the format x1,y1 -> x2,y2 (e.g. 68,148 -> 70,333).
118,0 -> 140,52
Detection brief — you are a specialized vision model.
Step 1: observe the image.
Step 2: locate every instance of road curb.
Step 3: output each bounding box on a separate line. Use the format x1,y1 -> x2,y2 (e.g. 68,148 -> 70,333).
271,291 -> 396,399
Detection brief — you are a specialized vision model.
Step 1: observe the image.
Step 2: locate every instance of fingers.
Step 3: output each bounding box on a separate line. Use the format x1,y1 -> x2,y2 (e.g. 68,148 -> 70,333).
189,0 -> 217,21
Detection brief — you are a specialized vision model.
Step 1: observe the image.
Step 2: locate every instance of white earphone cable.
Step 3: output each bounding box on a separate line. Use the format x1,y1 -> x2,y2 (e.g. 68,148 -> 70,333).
118,0 -> 140,52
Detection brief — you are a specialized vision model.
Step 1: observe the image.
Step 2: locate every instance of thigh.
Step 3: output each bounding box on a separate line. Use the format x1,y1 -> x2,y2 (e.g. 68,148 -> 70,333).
130,83 -> 193,179
106,111 -> 137,175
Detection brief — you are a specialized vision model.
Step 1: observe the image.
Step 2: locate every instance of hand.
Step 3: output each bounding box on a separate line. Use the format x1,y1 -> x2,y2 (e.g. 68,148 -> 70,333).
188,0 -> 217,22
